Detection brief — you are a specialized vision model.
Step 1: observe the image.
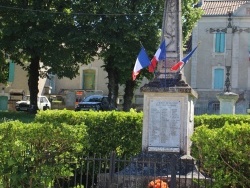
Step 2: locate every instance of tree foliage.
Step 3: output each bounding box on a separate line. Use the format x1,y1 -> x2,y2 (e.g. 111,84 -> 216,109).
182,0 -> 203,45
76,0 -> 202,111
74,0 -> 165,111
0,0 -> 97,112
0,51 -> 9,85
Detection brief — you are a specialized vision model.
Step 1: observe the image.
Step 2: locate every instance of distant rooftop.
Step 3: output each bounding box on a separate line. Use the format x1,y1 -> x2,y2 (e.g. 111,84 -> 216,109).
201,0 -> 248,16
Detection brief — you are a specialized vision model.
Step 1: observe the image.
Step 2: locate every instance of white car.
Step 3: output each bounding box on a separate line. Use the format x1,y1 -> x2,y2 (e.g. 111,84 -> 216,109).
15,95 -> 51,111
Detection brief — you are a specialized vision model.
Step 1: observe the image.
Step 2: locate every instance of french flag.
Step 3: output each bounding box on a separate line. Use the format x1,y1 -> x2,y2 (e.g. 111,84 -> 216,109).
170,45 -> 198,71
148,40 -> 166,72
132,48 -> 151,81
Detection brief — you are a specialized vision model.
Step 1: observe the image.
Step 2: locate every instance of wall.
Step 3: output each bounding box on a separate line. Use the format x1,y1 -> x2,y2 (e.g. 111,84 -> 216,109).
190,3 -> 250,114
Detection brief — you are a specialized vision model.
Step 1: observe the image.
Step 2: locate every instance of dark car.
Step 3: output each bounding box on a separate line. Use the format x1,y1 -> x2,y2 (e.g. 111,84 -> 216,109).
75,95 -> 113,111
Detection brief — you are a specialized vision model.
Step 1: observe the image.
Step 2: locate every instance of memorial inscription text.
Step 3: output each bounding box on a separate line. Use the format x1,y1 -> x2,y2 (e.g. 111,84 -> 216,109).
149,99 -> 181,148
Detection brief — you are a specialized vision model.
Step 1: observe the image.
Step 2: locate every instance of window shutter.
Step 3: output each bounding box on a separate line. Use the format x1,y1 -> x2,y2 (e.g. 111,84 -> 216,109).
82,69 -> 96,90
8,61 -> 15,82
214,68 -> 224,89
215,33 -> 221,53
219,33 -> 225,52
215,33 -> 225,53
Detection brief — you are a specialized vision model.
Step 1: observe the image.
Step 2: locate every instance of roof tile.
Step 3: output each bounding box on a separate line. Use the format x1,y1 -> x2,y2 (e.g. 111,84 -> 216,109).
201,1 -> 248,16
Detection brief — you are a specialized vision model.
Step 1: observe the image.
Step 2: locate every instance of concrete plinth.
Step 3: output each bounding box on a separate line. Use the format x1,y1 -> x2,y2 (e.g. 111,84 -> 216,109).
141,88 -> 197,155
216,92 -> 239,114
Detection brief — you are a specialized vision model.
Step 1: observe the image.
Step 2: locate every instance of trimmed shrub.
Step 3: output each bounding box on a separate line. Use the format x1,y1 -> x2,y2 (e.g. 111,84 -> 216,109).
35,109 -> 143,157
0,120 -> 88,187
0,111 -> 35,123
194,114 -> 250,129
191,123 -> 250,187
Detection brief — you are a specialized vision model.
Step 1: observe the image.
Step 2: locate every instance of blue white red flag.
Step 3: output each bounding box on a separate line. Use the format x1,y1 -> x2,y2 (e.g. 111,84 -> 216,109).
170,45 -> 198,71
148,40 -> 166,72
132,48 -> 151,81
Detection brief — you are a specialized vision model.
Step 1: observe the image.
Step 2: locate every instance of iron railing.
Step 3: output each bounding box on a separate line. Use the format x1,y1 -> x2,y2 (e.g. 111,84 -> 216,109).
0,151 -> 213,188
194,107 -> 220,115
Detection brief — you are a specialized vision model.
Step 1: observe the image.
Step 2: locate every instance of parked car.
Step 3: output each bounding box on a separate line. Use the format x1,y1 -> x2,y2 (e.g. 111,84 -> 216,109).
15,95 -> 51,112
75,95 -> 114,111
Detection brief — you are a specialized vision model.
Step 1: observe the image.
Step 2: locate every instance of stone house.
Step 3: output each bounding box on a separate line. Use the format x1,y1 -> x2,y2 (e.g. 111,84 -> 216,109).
184,0 -> 250,114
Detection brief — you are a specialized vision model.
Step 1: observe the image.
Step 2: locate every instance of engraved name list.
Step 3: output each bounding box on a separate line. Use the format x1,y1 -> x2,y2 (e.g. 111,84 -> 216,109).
148,99 -> 181,149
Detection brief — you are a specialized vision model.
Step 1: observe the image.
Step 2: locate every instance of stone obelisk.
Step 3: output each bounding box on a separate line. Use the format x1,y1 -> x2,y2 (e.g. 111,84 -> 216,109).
141,0 -> 198,156
98,2 -> 200,187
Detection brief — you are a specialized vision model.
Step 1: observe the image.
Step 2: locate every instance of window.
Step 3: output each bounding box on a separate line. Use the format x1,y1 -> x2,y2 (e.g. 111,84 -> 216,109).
213,68 -> 224,89
215,32 -> 225,53
49,74 -> 55,94
82,69 -> 96,90
208,101 -> 220,114
40,97 -> 48,103
212,102 -> 220,111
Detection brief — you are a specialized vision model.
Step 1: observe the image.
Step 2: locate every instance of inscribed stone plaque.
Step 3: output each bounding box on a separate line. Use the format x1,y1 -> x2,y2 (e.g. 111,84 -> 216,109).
148,99 -> 181,148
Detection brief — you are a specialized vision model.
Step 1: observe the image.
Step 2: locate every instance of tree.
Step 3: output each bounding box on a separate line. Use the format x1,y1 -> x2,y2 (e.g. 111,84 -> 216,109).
122,0 -> 202,111
78,0 -> 202,111
75,0 -> 164,111
0,51 -> 9,85
182,0 -> 203,45
0,0 -> 97,113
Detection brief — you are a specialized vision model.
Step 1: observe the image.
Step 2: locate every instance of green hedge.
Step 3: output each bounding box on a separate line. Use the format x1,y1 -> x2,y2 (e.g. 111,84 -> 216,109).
191,123 -> 250,187
0,111 -> 35,123
0,110 -> 142,187
194,114 -> 250,128
35,109 -> 143,157
1,111 -> 250,187
0,120 -> 88,187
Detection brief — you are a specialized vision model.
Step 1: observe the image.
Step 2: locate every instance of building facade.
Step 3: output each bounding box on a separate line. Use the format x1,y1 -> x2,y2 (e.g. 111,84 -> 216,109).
0,55 -> 147,110
185,0 -> 250,114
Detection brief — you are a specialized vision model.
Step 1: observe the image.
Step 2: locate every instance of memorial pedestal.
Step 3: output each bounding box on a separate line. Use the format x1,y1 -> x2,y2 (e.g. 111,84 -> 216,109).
137,75 -> 203,187
216,92 -> 239,114
97,0 -> 209,185
140,79 -> 198,156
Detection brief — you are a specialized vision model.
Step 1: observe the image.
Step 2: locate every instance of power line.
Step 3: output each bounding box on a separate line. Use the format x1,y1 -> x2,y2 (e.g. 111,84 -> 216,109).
0,5 -> 159,16
0,3 -> 249,17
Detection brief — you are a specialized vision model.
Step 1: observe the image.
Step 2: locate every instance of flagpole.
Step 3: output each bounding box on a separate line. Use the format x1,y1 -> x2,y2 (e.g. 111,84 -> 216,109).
164,58 -> 167,87
139,41 -> 144,49
161,1 -> 167,88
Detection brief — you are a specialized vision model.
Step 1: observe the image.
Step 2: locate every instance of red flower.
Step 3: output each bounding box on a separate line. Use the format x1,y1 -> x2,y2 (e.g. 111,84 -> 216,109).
148,178 -> 168,188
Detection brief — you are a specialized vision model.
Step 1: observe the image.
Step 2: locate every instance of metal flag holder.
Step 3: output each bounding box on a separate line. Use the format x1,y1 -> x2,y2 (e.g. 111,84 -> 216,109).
154,70 -> 182,88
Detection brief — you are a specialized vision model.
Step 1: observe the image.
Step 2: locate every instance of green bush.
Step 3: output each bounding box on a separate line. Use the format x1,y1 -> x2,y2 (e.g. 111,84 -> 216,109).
35,109 -> 143,157
194,114 -> 250,128
191,123 -> 250,188
3,111 -> 250,187
0,111 -> 35,123
0,120 -> 88,188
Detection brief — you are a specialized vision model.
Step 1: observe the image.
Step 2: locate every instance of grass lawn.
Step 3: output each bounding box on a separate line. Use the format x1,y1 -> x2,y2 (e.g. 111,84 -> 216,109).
0,111 -> 35,123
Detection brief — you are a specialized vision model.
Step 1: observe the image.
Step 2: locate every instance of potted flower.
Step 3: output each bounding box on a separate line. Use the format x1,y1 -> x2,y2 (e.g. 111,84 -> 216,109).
148,178 -> 169,188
